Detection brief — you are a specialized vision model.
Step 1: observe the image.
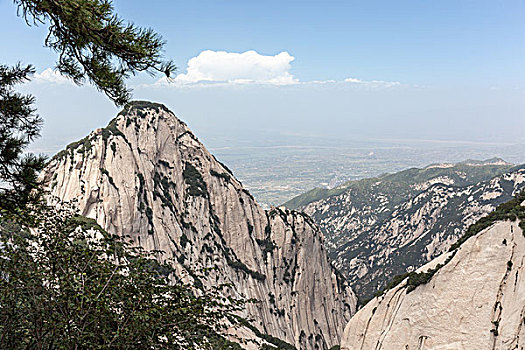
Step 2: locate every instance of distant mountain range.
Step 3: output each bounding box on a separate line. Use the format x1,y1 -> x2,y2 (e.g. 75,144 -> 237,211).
284,159 -> 525,302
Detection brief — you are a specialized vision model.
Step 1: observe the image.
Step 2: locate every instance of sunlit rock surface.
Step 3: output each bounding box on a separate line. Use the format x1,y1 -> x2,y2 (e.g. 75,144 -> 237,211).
340,220 -> 525,349
42,101 -> 357,349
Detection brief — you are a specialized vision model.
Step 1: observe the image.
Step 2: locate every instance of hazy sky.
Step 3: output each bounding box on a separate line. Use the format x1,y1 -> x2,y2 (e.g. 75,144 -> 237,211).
1,0 -> 524,155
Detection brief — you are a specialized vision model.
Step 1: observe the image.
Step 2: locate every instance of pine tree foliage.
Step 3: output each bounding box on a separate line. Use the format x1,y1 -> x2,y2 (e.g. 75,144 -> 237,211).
0,64 -> 46,214
0,204 -> 244,349
14,0 -> 175,105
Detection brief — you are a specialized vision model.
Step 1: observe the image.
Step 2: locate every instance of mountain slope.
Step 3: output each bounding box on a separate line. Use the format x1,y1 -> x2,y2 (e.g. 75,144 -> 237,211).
42,101 -> 357,350
284,161 -> 525,301
284,159 -> 515,210
340,210 -> 525,349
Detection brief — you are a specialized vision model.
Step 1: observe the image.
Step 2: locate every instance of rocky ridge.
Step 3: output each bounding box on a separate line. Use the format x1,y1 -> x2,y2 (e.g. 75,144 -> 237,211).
42,101 -> 357,350
284,161 -> 525,301
340,217 -> 525,349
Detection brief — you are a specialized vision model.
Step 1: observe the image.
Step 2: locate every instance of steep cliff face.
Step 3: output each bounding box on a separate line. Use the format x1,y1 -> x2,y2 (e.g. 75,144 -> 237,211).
42,101 -> 356,349
285,161 -> 525,301
340,219 -> 525,349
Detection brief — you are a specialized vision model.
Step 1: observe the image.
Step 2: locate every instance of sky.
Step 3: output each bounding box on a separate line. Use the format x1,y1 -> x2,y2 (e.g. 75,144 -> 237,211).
1,0 -> 524,155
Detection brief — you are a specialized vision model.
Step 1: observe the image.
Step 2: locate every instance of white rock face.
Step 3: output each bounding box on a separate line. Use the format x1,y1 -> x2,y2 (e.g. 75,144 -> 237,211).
42,102 -> 356,349
340,220 -> 525,349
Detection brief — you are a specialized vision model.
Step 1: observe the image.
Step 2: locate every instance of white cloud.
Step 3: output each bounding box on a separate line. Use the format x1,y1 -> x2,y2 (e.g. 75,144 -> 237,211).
33,68 -> 73,85
173,50 -> 298,85
344,77 -> 400,88
344,77 -> 362,83
142,50 -> 402,89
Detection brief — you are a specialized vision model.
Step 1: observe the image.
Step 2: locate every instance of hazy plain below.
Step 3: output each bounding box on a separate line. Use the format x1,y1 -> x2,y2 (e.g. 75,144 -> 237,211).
202,131 -> 525,207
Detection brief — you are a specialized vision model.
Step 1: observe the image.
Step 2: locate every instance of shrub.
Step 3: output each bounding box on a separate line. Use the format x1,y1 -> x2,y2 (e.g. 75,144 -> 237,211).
210,169 -> 231,182
183,162 -> 208,197
0,205 -> 244,349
